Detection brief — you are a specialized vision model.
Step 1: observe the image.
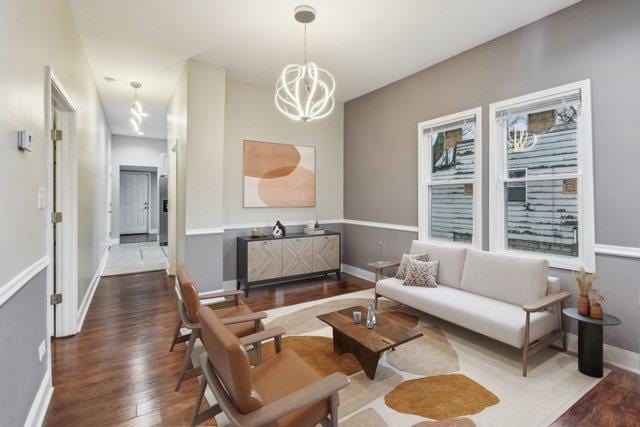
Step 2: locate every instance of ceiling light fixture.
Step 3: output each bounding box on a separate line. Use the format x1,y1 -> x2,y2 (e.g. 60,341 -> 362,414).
129,81 -> 147,134
275,5 -> 335,122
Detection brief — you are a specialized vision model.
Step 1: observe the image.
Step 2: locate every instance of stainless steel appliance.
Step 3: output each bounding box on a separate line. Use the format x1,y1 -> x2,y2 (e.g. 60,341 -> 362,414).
159,175 -> 168,246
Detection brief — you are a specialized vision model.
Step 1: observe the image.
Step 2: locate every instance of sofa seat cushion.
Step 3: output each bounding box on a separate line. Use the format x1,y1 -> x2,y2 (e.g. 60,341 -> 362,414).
460,249 -> 549,307
376,278 -> 556,348
252,349 -> 330,427
409,241 -> 467,289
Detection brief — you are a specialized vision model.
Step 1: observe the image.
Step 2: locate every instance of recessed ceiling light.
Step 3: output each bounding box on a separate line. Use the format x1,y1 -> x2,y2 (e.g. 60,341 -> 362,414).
136,131 -> 144,136
103,76 -> 116,83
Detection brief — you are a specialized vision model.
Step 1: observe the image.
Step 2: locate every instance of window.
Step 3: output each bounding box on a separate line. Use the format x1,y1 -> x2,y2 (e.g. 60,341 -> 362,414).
489,80 -> 595,271
418,107 -> 482,248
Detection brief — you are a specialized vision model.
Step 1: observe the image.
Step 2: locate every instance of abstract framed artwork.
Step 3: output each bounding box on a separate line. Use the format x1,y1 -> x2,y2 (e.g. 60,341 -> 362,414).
243,140 -> 316,207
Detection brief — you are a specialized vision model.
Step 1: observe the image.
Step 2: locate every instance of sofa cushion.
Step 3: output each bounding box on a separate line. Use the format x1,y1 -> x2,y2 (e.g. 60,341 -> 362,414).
409,241 -> 467,288
396,253 -> 430,279
404,259 -> 438,288
459,249 -> 548,307
376,278 -> 556,348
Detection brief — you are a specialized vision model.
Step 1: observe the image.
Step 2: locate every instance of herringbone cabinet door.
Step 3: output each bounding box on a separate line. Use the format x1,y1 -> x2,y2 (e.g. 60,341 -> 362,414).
282,237 -> 313,276
247,240 -> 282,281
312,235 -> 340,271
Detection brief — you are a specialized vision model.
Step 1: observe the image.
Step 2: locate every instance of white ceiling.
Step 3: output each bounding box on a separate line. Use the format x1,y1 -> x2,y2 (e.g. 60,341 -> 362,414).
69,0 -> 581,140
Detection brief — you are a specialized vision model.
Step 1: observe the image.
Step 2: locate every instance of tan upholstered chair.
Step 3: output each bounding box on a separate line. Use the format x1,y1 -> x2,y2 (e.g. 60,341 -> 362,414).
191,306 -> 350,426
172,266 -> 266,391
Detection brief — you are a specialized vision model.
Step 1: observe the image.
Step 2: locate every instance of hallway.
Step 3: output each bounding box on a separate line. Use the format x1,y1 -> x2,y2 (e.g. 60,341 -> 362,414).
102,242 -> 168,276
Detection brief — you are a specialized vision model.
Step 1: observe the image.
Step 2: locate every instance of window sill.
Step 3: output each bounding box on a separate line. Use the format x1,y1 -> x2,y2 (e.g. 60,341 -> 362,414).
493,248 -> 594,273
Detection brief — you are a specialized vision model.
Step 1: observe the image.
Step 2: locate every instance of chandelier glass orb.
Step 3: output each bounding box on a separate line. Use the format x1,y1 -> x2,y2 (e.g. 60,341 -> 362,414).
275,5 -> 335,122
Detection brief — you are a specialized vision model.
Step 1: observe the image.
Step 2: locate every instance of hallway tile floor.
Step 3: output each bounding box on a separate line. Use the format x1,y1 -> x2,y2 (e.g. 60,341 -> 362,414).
102,242 -> 168,276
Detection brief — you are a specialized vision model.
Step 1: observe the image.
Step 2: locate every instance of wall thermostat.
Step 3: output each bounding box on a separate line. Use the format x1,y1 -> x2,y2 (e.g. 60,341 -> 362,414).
18,130 -> 34,151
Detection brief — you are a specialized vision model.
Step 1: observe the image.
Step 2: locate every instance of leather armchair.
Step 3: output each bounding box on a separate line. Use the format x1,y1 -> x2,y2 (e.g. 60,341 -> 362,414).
191,306 -> 349,426
172,266 -> 265,391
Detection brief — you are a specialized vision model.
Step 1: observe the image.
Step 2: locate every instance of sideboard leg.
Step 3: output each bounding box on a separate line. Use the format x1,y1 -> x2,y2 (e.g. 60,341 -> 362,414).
244,285 -> 250,298
336,270 -> 341,281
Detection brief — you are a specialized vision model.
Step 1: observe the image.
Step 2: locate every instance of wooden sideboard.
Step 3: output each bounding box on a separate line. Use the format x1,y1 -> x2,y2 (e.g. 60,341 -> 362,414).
236,232 -> 341,296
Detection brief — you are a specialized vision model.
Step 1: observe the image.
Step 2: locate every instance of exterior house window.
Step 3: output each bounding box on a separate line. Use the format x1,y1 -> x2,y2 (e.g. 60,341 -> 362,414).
418,107 -> 482,248
489,80 -> 595,271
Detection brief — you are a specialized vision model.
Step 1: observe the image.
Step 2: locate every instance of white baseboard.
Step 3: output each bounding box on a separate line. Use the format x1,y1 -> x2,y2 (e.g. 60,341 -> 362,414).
341,263 -> 376,283
222,280 -> 237,290
149,228 -> 158,234
77,248 -> 109,333
110,238 -> 119,245
24,369 -> 53,427
566,332 -> 639,374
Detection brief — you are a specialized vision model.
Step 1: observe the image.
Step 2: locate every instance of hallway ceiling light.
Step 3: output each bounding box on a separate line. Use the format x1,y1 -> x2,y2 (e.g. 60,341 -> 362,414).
275,5 -> 335,122
129,81 -> 148,133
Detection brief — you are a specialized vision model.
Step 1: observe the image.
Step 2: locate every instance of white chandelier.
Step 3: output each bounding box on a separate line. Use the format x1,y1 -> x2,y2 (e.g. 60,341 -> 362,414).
129,81 -> 147,135
507,129 -> 539,152
275,5 -> 335,122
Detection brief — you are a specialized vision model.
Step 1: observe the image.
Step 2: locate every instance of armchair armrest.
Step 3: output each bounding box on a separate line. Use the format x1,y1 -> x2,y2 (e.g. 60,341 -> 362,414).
200,290 -> 243,306
241,373 -> 350,426
199,289 -> 243,299
221,311 -> 267,325
239,327 -> 286,348
523,291 -> 571,312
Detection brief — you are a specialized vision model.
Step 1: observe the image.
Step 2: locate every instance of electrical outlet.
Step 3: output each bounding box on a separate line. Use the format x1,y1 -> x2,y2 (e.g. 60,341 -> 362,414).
37,187 -> 46,210
38,340 -> 46,362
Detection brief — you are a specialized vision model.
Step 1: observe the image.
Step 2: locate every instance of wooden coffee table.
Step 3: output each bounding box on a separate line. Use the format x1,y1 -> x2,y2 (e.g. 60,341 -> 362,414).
318,305 -> 422,379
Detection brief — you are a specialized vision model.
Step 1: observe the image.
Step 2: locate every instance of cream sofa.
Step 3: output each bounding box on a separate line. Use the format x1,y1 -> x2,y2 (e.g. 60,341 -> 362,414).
375,240 -> 570,376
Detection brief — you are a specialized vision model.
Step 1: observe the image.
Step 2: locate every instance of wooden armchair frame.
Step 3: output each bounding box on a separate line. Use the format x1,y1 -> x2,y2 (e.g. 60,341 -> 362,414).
521,290 -> 571,376
172,287 -> 265,391
190,327 -> 349,427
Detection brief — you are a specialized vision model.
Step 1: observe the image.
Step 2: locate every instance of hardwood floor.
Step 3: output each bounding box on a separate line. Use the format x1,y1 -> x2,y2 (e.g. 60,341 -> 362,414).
45,270 -> 638,426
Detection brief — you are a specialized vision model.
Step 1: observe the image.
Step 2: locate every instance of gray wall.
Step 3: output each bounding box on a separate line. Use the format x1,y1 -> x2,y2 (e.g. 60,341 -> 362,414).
186,234 -> 224,292
0,270 -> 48,426
343,0 -> 640,352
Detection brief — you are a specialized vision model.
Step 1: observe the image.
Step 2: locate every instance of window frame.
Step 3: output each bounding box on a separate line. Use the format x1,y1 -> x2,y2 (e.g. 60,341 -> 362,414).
418,107 -> 483,249
489,80 -> 595,272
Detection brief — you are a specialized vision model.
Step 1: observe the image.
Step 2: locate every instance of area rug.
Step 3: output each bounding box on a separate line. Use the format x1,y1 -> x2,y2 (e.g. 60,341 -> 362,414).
193,289 -> 608,426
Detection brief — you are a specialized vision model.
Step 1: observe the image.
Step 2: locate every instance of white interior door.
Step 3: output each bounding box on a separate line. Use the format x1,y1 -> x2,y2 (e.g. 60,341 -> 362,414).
120,172 -> 149,234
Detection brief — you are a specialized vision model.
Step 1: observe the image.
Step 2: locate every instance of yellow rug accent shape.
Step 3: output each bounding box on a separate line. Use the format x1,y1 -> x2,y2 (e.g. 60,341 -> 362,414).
385,374 -> 499,420
259,335 -> 362,377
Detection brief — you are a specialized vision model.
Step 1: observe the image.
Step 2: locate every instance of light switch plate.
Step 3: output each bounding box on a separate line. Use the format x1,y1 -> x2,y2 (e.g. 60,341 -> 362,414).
38,340 -> 46,362
37,187 -> 46,210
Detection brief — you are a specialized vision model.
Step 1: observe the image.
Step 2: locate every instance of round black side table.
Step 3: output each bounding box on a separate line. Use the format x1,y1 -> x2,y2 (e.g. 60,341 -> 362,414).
563,307 -> 621,378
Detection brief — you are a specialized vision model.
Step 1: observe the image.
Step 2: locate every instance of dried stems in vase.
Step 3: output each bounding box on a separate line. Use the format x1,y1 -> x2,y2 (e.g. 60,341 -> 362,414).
573,267 -> 598,297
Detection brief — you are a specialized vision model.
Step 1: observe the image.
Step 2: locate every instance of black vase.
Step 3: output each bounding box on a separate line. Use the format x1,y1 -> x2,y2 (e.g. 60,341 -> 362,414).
273,220 -> 286,237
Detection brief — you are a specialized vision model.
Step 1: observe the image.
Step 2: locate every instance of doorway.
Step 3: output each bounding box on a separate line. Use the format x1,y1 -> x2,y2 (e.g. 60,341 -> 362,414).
120,171 -> 150,235
46,69 -> 79,339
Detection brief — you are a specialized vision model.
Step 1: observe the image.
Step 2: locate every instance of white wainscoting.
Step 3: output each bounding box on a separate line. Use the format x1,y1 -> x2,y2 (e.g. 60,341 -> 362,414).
24,369 -> 53,427
342,219 -> 419,233
566,333 -> 639,374
77,248 -> 110,332
223,219 -> 343,231
0,256 -> 49,307
594,244 -> 640,259
186,227 -> 224,236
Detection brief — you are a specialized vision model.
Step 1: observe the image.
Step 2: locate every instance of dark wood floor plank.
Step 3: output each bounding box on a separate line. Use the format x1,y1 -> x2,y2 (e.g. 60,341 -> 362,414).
44,269 -> 638,426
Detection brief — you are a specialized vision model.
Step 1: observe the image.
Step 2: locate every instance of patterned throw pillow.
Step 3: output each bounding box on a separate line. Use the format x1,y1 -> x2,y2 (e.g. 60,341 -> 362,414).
395,253 -> 429,280
403,258 -> 439,288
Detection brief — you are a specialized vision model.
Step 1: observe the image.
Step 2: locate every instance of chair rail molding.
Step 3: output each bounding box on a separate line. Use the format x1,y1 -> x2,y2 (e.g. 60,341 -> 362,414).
342,219 -> 419,233
186,227 -> 225,236
0,256 -> 49,307
223,219 -> 343,231
594,244 -> 640,259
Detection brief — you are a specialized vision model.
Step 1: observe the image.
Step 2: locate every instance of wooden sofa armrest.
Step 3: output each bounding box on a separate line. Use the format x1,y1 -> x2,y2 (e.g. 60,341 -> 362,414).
523,291 -> 571,312
239,327 -> 286,348
240,373 -> 350,426
221,311 -> 267,325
